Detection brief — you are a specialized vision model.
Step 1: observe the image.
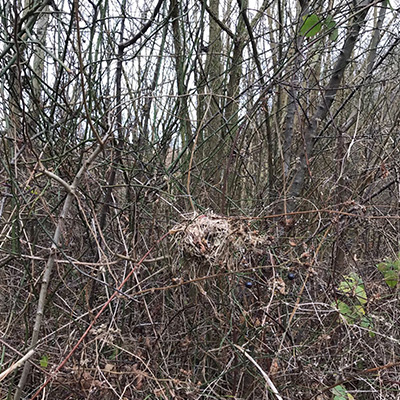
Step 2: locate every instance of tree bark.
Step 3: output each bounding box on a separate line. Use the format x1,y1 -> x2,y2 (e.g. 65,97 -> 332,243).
287,0 -> 375,210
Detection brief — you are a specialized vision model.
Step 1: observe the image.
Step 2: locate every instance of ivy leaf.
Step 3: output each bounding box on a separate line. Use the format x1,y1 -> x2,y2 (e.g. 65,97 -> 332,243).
300,14 -> 322,37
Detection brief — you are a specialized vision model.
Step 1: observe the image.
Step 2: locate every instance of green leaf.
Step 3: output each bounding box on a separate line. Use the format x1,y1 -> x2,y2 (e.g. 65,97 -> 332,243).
324,15 -> 336,30
377,256 -> 400,288
40,354 -> 48,368
332,385 -> 354,400
330,28 -> 339,41
338,274 -> 357,294
338,273 -> 367,304
300,14 -> 322,37
384,271 -> 398,288
337,300 -> 352,316
355,283 -> 367,305
335,273 -> 374,334
332,385 -> 347,399
336,301 -> 366,322
324,15 -> 338,41
335,300 -> 375,336
354,304 -> 365,315
336,300 -> 357,324
360,315 -> 372,328
368,328 -> 376,338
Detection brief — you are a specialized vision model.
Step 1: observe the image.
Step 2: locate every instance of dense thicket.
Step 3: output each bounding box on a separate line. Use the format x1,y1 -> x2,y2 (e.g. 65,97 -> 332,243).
1,0 -> 400,398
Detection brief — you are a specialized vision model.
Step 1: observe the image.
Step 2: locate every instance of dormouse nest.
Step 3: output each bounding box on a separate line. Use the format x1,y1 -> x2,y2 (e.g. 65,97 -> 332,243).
171,213 -> 273,267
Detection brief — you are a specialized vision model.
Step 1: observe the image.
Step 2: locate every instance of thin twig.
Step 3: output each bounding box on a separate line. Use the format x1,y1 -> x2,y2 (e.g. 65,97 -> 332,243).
30,230 -> 171,399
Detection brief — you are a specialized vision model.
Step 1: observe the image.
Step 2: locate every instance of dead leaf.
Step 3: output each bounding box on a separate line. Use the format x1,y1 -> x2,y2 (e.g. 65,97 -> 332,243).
104,363 -> 114,372
269,358 -> 280,376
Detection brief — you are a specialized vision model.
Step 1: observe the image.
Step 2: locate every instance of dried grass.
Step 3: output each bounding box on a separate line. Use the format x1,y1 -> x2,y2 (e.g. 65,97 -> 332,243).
171,212 -> 272,269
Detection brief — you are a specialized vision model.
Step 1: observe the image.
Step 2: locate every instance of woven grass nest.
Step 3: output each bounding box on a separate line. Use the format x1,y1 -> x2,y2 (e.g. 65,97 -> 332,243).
171,213 -> 273,268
